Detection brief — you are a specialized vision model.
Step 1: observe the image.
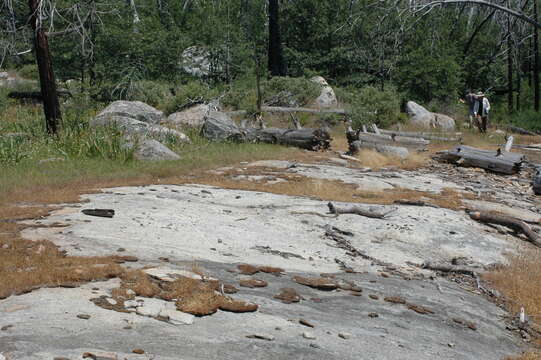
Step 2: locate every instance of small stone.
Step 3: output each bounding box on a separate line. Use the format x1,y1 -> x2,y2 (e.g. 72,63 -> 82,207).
369,294 -> 379,300
246,334 -> 275,341
448,343 -> 455,348
299,319 -> 315,328
303,332 -> 316,340
275,327 -> 282,331
310,343 -> 320,349
368,312 -> 379,318
77,314 -> 91,320
117,248 -> 125,252
53,357 -> 70,360
132,349 -> 145,354
338,332 -> 351,339
123,326 -> 132,330
1,324 -> 13,331
106,298 -> 117,305
126,289 -> 135,296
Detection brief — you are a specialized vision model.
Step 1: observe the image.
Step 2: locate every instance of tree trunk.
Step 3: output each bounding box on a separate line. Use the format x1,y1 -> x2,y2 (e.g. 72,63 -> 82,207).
535,0 -> 540,111
435,145 -> 524,174
268,0 -> 286,76
507,5 -> 514,113
28,0 -> 61,135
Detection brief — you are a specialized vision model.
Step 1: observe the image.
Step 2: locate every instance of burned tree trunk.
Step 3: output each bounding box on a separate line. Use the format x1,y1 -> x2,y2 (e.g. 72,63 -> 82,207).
268,0 -> 286,76
28,0 -> 62,134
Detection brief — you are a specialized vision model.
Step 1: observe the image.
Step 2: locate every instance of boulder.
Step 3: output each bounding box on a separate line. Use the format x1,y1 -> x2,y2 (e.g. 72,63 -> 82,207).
90,115 -> 189,143
201,111 -> 241,141
311,76 -> 338,108
126,139 -> 181,162
167,104 -> 210,128
0,71 -> 8,80
95,101 -> 164,125
405,101 -> 455,130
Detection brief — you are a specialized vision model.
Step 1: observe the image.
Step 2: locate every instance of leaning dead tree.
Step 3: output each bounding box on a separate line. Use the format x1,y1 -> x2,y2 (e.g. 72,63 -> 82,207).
28,0 -> 62,134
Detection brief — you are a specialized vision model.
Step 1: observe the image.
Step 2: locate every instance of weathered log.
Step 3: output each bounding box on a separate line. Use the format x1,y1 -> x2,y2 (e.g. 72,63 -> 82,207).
8,90 -> 72,101
348,140 -> 409,159
82,209 -> 115,218
436,145 -> 524,174
327,202 -> 394,219
349,131 -> 430,148
469,211 -> 541,247
507,125 -> 538,136
202,113 -> 331,151
378,129 -> 461,142
504,136 -> 514,152
422,262 -> 477,276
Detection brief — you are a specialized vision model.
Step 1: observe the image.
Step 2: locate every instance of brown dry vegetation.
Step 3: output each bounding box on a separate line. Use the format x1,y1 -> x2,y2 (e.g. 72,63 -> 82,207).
109,270 -> 256,316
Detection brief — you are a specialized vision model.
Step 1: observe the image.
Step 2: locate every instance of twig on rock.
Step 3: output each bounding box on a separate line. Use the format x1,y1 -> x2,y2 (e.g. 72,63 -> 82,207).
468,211 -> 541,247
327,202 -> 395,219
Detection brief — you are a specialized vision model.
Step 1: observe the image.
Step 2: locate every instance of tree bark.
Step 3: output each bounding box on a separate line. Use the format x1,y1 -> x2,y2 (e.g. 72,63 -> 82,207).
469,211 -> 541,247
535,0 -> 540,111
507,5 -> 514,113
28,0 -> 62,134
268,0 -> 286,76
436,145 -> 524,174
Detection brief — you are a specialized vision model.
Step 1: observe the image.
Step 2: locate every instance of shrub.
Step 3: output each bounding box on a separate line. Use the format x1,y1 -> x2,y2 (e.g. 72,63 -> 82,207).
17,64 -> 38,80
505,110 -> 541,133
163,81 -> 220,114
92,80 -> 173,108
343,86 -> 403,129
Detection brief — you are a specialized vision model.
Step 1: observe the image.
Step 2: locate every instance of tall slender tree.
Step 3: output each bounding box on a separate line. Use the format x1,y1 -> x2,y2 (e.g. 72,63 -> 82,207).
268,0 -> 286,76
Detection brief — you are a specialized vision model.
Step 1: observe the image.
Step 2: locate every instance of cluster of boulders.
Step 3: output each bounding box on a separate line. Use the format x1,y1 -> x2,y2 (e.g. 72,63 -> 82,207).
90,101 -> 190,161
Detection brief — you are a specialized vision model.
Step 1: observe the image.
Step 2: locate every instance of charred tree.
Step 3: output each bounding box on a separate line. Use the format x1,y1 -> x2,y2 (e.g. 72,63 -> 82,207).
28,0 -> 62,134
268,0 -> 286,77
535,0 -> 540,111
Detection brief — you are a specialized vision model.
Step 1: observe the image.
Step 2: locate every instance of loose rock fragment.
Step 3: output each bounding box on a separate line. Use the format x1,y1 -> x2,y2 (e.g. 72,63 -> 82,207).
77,314 -> 91,320
369,294 -> 379,300
132,348 -> 145,354
303,332 -> 316,340
453,317 -> 477,331
368,312 -> 379,318
339,332 -> 352,339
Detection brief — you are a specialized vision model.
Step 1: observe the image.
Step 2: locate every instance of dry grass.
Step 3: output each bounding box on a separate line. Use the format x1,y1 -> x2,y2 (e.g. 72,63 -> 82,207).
353,149 -> 430,170
506,352 -> 541,360
484,249 -> 541,321
110,270 -> 256,316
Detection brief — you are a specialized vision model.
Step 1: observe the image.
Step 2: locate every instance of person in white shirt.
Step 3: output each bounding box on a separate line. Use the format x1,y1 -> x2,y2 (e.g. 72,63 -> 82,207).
473,92 -> 490,133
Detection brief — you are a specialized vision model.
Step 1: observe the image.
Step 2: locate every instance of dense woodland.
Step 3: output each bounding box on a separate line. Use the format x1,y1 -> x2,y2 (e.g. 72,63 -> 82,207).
2,0 -> 541,131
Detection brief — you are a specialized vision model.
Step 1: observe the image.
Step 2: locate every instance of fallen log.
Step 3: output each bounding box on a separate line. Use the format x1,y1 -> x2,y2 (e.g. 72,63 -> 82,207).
348,130 -> 429,148
8,89 -> 72,101
201,112 -> 331,151
348,140 -> 409,159
436,145 -> 524,174
82,209 -> 115,218
421,262 -> 477,276
378,129 -> 461,142
507,125 -> 538,136
327,202 -> 394,219
469,211 -> 541,247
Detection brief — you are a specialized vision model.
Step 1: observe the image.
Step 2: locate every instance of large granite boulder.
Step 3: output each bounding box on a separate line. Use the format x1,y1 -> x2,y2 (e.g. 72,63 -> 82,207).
95,101 -> 164,125
166,104 -> 210,128
311,76 -> 338,108
91,101 -> 190,143
201,111 -> 241,141
405,101 -> 455,130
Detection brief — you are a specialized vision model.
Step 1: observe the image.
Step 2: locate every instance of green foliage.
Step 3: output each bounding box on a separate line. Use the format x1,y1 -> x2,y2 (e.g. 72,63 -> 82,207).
0,87 -> 9,113
503,110 -> 541,133
265,77 -> 320,106
341,86 -> 403,129
17,64 -> 38,80
163,81 -> 221,114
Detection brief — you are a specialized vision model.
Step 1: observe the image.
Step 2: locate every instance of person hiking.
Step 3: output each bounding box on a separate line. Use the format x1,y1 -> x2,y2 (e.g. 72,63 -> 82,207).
459,90 -> 477,127
473,92 -> 490,133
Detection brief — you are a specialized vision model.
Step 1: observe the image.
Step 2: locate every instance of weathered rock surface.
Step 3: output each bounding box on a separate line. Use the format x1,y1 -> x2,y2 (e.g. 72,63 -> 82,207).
180,46 -> 215,78
125,139 -> 181,162
406,101 -> 456,130
166,104 -> 210,128
311,76 -> 338,108
201,111 -> 241,141
95,101 -> 164,125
